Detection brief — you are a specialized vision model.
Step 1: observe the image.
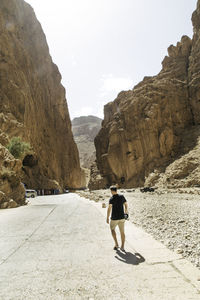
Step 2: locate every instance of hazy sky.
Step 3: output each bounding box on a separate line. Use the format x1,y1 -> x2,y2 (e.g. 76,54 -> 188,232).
25,0 -> 197,119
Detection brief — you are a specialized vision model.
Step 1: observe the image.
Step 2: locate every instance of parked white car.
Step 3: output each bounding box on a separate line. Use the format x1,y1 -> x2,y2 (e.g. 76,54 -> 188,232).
25,189 -> 37,198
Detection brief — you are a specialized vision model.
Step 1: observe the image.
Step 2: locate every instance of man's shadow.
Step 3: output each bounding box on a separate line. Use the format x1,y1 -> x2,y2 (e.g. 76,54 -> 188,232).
115,249 -> 145,265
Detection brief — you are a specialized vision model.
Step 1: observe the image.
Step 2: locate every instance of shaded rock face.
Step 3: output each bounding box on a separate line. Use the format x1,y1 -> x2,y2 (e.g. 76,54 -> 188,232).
145,126 -> 200,188
0,0 -> 82,195
88,161 -> 107,190
92,1 -> 200,189
189,1 -> 200,124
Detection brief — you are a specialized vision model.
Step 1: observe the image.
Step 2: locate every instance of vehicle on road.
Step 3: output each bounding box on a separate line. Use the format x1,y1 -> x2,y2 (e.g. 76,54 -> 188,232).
25,189 -> 37,198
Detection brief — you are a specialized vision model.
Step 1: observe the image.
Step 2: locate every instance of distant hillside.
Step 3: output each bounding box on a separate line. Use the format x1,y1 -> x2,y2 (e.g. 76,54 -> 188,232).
72,116 -> 102,170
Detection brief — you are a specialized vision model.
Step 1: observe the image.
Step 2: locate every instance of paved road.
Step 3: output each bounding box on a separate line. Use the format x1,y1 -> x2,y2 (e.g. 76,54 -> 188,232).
0,194 -> 200,300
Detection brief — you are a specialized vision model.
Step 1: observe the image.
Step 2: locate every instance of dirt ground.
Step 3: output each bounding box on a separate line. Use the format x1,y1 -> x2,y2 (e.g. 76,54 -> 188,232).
77,188 -> 200,269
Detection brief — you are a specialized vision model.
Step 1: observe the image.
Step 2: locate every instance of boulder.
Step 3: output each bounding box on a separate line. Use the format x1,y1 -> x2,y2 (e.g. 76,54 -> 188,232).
1,202 -> 8,209
8,199 -> 18,208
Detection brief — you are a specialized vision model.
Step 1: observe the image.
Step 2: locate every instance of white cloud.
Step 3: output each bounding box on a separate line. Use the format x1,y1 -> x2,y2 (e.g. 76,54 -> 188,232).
71,55 -> 78,67
100,74 -> 133,97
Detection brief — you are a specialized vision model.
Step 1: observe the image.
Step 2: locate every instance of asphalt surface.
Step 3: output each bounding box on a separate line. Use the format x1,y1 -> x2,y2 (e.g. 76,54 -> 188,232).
0,194 -> 200,300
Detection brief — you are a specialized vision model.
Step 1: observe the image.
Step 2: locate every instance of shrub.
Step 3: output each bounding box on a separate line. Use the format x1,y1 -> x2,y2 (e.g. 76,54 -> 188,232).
7,137 -> 31,159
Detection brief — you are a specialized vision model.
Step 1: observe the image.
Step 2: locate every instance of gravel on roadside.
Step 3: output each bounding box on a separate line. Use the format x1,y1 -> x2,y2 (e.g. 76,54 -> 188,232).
77,188 -> 200,270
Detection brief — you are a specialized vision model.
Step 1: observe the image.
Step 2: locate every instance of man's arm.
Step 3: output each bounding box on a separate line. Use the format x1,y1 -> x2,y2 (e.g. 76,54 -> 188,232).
124,201 -> 128,214
107,204 -> 112,224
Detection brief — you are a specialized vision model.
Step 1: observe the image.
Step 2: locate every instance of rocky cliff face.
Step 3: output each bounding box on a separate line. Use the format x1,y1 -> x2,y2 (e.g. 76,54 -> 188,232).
72,116 -> 102,186
0,143 -> 25,208
0,0 -> 82,206
72,116 -> 102,168
91,0 -> 200,189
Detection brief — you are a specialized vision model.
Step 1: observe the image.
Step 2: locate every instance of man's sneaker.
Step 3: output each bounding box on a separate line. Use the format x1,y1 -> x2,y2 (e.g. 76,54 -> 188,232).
120,248 -> 126,252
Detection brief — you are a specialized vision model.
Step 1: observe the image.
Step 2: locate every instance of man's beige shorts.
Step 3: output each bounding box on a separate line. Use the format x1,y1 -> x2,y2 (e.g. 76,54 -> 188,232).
110,219 -> 125,232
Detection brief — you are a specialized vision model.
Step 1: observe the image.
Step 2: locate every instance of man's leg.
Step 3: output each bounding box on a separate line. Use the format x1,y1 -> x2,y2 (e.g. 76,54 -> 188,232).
110,220 -> 119,248
118,220 -> 125,250
111,229 -> 119,248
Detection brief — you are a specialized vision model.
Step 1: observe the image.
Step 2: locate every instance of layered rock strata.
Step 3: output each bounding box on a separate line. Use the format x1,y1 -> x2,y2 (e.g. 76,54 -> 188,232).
0,0 -> 82,206
91,1 -> 200,189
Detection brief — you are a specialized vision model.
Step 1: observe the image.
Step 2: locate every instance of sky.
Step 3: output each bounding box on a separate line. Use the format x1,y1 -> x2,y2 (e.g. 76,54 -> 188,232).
25,0 -> 197,119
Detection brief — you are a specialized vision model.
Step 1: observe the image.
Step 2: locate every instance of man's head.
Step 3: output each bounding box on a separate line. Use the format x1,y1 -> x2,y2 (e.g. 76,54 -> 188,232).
110,185 -> 117,195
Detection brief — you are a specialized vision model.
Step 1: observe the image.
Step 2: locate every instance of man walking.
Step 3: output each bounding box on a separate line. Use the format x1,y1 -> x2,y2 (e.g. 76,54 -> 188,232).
106,185 -> 128,251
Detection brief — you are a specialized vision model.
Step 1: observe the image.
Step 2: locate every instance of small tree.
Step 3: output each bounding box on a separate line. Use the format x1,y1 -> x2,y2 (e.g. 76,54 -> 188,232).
7,137 -> 31,159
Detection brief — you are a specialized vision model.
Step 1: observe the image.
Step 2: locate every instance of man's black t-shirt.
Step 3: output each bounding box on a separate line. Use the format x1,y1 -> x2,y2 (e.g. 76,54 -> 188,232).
109,194 -> 126,220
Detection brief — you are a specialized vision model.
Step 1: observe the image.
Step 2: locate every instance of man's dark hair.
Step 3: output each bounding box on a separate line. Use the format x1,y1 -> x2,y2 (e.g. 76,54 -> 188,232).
110,185 -> 117,192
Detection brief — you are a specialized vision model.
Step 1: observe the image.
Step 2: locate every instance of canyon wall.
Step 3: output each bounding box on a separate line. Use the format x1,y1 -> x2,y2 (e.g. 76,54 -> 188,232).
72,116 -> 102,169
72,116 -> 102,186
91,1 -> 200,189
0,0 -> 82,206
